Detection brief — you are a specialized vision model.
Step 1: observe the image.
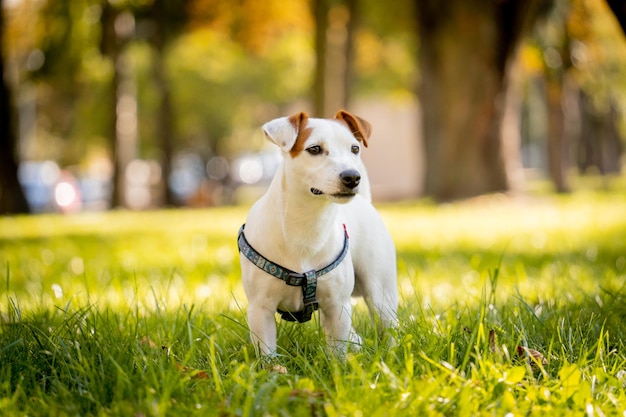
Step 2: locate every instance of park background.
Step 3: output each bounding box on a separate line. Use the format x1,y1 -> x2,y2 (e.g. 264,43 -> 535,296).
2,0 -> 626,416
1,0 -> 625,212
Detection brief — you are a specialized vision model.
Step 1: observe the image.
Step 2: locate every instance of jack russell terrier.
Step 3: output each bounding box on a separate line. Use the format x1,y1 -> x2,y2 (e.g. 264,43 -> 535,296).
238,110 -> 398,357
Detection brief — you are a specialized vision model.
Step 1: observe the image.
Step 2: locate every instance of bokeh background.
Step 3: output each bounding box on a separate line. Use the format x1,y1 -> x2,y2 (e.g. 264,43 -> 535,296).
1,0 -> 625,214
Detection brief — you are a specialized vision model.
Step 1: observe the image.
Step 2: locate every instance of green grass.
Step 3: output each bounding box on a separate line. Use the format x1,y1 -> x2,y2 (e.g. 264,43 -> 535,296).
1,191 -> 626,416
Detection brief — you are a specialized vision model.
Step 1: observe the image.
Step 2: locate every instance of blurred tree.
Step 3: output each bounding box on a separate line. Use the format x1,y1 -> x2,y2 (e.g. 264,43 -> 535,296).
312,0 -> 359,117
4,0 -> 112,209
100,1 -> 127,208
535,0 -> 573,192
187,0 -> 310,55
605,0 -> 626,34
353,0 -> 416,98
527,0 -> 626,191
101,0 -> 190,207
416,0 -> 551,201
173,0 -> 312,151
4,0 -> 315,210
578,93 -> 623,174
568,0 -> 626,175
0,0 -> 30,214
343,0 -> 358,107
20,0 -> 108,163
138,0 -> 190,206
312,0 -> 329,117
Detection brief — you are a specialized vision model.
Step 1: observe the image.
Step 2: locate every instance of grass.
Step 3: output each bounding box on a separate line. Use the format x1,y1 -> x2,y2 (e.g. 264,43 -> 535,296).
1,191 -> 626,416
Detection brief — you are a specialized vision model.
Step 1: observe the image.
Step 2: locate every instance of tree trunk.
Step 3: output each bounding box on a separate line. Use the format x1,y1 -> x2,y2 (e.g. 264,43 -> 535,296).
313,0 -> 357,118
545,76 -> 570,192
109,58 -> 124,208
605,0 -> 626,35
343,0 -> 358,109
101,3 -> 123,208
417,0 -> 547,200
500,60 -> 526,193
0,0 -> 30,214
152,0 -> 176,206
578,91 -> 623,175
153,45 -> 175,206
312,0 -> 329,117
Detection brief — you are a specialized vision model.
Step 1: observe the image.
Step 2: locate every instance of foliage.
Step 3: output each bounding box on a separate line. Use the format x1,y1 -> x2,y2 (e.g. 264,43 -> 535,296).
3,0 -> 314,164
1,191 -> 626,415
567,0 -> 626,114
522,0 -> 626,155
3,0 -> 626,196
4,0 -> 110,163
352,0 -> 417,98
166,27 -> 313,155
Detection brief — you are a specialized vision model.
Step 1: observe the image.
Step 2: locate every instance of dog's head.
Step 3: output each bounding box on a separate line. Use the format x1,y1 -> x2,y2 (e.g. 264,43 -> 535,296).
262,110 -> 372,203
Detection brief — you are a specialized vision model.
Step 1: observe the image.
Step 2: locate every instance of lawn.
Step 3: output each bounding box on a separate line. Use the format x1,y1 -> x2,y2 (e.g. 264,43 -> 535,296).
1,191 -> 626,416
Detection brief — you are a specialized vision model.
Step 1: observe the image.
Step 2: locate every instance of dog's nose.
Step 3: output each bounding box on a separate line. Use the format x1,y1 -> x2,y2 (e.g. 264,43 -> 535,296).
340,169 -> 361,189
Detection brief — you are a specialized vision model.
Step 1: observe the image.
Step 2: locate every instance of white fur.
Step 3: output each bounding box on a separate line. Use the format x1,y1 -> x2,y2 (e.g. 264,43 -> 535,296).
240,112 -> 398,356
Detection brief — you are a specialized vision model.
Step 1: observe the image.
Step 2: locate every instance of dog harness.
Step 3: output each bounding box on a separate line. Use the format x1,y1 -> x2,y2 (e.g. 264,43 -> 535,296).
237,224 -> 350,323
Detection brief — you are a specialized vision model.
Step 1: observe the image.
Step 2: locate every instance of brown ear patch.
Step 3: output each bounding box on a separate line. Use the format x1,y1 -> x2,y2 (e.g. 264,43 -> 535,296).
334,110 -> 372,148
288,112 -> 313,158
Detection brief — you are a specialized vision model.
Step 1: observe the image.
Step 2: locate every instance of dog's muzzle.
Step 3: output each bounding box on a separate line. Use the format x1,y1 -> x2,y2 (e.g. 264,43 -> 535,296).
310,169 -> 361,197
340,169 -> 361,190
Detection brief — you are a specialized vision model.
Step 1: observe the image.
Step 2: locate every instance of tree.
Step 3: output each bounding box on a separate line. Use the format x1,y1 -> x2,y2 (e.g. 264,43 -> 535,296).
538,0 -> 573,193
100,0 -> 189,208
312,0 -> 359,117
147,0 -> 180,206
569,0 -> 626,176
5,0 -> 112,208
605,0 -> 626,35
416,0 -> 550,200
0,0 -> 30,214
100,1 -> 125,208
133,0 -> 191,206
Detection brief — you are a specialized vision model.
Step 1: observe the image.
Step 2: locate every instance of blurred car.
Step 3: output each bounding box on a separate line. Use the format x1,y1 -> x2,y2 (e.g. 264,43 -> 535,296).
18,161 -> 61,213
18,160 -> 111,213
229,148 -> 281,204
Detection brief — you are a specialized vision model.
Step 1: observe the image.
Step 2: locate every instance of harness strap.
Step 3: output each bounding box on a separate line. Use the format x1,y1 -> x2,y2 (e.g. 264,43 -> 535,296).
237,224 -> 350,323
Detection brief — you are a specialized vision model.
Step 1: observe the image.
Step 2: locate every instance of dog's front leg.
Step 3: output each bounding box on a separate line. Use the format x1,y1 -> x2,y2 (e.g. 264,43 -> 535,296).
320,302 -> 361,354
247,303 -> 278,356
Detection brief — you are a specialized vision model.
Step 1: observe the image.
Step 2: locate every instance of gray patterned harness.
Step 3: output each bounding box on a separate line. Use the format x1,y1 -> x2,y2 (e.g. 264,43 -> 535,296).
237,224 -> 350,323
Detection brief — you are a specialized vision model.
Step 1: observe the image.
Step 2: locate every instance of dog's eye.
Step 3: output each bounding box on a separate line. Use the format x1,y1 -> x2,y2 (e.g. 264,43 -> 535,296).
306,145 -> 322,155
351,145 -> 360,155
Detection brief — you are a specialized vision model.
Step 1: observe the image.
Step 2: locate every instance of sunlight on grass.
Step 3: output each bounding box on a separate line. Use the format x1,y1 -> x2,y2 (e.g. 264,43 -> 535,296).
0,207 -> 249,313
385,192 -> 626,310
1,192 -> 626,415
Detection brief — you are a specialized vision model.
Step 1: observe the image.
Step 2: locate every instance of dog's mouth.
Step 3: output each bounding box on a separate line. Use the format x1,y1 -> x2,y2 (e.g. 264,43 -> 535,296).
310,188 -> 356,199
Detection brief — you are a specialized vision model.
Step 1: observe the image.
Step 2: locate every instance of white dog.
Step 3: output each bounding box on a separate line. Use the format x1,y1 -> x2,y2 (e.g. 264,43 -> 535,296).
238,110 -> 398,357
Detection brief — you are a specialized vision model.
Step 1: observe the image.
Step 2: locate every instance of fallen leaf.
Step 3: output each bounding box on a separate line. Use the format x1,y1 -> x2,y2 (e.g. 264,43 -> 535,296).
489,329 -> 498,353
174,362 -> 211,380
140,336 -> 159,349
289,388 -> 324,399
268,364 -> 288,374
517,345 -> 547,368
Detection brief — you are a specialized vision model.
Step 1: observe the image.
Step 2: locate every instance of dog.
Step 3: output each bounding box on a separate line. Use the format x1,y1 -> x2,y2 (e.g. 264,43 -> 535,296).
238,110 -> 398,357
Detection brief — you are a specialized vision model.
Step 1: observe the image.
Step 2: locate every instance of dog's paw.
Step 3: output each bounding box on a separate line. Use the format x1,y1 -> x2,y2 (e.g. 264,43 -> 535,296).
349,330 -> 363,350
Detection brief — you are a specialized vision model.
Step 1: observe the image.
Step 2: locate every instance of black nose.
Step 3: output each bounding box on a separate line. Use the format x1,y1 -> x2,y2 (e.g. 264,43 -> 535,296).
340,169 -> 361,189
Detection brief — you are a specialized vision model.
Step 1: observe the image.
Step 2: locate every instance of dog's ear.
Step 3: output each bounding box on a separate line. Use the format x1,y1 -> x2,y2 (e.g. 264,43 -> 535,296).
334,110 -> 372,148
262,112 -> 310,153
